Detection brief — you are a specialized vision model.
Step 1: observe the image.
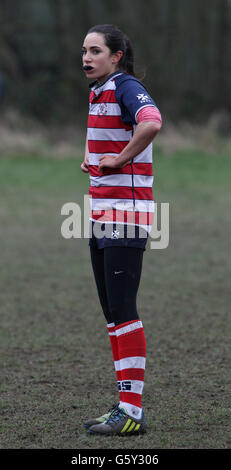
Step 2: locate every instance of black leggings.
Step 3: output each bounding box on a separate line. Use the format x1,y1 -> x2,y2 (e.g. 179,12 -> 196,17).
90,246 -> 144,326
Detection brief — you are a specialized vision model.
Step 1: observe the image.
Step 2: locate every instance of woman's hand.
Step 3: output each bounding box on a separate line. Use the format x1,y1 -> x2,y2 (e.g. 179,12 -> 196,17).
98,122 -> 161,173
98,155 -> 131,173
98,155 -> 118,173
80,157 -> 89,173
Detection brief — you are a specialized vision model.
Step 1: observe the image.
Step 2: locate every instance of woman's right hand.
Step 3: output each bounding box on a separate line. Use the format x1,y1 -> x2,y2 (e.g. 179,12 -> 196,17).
80,158 -> 89,173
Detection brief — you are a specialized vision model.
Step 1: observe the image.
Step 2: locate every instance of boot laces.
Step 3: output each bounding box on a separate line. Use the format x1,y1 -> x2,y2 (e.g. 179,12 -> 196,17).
106,405 -> 126,424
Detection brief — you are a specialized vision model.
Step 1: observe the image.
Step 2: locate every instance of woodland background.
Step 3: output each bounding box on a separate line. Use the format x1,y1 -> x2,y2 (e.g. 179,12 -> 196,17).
0,0 -> 231,126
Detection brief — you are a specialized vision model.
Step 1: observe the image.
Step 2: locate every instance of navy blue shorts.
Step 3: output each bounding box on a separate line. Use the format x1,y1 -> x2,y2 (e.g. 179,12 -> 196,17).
88,221 -> 148,250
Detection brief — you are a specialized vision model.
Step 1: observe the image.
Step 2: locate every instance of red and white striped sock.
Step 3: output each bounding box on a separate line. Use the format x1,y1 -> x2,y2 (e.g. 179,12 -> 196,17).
115,319 -> 146,419
107,323 -> 124,403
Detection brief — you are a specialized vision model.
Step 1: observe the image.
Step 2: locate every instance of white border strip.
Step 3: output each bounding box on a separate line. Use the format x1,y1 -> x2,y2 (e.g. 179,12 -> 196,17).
115,356 -> 146,371
115,320 -> 143,337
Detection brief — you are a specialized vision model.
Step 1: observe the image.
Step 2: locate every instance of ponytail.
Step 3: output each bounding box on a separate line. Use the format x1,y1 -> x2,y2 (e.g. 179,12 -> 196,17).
119,36 -> 135,76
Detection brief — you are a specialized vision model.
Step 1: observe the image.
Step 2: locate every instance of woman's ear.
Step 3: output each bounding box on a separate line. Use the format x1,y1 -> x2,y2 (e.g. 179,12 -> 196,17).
112,50 -> 123,65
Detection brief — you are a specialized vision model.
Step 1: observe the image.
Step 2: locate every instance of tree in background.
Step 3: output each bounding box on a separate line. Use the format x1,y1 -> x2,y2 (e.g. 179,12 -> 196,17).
0,0 -> 230,122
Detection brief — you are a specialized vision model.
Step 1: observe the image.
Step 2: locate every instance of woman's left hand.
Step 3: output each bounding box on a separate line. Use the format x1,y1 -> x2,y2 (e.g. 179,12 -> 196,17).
98,155 -> 120,173
98,155 -> 131,173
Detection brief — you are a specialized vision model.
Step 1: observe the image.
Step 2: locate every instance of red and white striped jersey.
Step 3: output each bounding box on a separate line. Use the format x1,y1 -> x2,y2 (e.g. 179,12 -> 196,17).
87,71 -> 162,233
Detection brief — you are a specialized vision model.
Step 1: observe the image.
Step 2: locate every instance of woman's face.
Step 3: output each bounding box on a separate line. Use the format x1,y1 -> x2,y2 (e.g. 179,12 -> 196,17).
82,32 -> 122,83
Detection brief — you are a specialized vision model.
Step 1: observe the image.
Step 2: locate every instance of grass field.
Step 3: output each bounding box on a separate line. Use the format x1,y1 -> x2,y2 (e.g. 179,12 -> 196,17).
0,148 -> 230,449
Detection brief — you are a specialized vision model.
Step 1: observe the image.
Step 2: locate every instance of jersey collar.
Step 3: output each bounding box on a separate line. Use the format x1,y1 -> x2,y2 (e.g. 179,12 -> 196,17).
89,70 -> 124,89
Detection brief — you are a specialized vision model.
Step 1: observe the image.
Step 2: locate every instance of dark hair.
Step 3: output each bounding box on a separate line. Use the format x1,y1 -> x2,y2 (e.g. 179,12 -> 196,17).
87,24 -> 136,77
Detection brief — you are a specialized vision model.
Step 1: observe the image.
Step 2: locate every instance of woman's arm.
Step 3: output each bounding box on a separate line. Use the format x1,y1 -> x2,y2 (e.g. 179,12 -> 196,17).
80,133 -> 90,173
98,121 -> 161,172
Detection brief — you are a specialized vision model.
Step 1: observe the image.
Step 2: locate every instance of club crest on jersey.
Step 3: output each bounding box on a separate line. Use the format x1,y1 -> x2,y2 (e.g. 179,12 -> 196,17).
97,103 -> 107,117
137,93 -> 151,103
